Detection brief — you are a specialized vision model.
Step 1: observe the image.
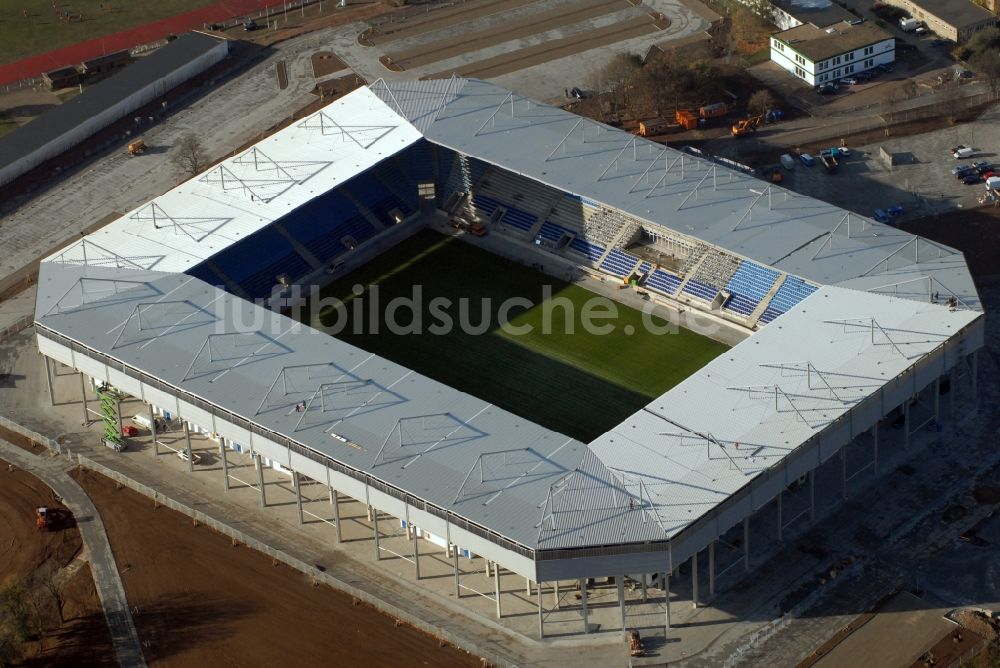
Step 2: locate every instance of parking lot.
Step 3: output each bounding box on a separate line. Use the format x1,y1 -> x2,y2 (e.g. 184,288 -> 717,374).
773,101 -> 1000,221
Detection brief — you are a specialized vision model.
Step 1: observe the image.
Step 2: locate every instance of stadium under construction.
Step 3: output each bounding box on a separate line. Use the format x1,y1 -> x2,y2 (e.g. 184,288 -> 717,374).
32,79 -> 984,640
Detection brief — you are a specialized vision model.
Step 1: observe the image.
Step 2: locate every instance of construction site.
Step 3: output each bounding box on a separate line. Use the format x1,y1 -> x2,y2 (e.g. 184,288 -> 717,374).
0,0 -> 999,665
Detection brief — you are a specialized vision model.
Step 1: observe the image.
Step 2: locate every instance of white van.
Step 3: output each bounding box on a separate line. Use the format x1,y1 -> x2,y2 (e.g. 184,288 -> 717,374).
954,147 -> 975,159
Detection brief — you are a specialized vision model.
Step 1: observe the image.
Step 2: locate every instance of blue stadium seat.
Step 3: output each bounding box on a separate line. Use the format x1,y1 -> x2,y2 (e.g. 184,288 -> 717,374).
646,269 -> 682,296
569,237 -> 604,261
682,278 -> 719,302
722,261 -> 780,317
599,249 -> 639,278
537,221 -> 572,241
758,277 -> 818,324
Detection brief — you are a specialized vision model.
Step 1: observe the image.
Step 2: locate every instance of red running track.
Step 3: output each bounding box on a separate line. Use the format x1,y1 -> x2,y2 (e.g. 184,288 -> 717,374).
0,0 -> 292,86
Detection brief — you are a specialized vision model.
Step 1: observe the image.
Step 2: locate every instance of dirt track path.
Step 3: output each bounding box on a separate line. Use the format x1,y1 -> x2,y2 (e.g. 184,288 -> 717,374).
366,0 -> 539,46
0,439 -> 146,668
424,15 -> 661,80
385,0 -> 628,70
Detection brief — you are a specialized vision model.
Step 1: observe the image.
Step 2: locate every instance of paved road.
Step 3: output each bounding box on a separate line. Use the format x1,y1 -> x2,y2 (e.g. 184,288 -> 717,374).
0,440 -> 147,668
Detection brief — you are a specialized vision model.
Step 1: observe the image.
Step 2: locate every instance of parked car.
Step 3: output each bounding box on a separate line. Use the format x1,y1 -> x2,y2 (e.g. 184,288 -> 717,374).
816,82 -> 837,95
888,205 -> 904,217
954,165 -> 975,177
973,160 -> 992,172
950,144 -> 969,154
982,171 -> 996,180
856,71 -> 873,81
963,174 -> 982,184
842,76 -> 860,86
874,209 -> 890,223
838,147 -> 851,157
780,154 -> 796,170
243,19 -> 259,31
956,69 -> 974,79
800,153 -> 815,166
954,147 -> 976,159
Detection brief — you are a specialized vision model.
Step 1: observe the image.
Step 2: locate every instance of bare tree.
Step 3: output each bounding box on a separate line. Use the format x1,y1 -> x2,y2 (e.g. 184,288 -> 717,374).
172,133 -> 209,176
971,49 -> 1000,99
938,80 -> 966,123
747,89 -> 776,117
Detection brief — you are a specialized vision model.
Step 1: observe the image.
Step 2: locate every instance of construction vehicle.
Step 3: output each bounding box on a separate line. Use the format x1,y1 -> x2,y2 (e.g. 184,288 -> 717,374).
35,507 -> 49,530
127,139 -> 146,156
731,116 -> 762,137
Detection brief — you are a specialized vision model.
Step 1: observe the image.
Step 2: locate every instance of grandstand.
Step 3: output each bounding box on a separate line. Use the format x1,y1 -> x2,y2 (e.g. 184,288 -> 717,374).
32,79 -> 985,642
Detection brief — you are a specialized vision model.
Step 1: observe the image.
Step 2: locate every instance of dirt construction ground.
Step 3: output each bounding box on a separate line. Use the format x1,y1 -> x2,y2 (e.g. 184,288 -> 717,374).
69,467 -> 481,668
0,457 -> 115,667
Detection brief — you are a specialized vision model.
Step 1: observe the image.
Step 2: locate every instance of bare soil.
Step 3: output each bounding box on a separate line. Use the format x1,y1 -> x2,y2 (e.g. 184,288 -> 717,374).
69,467 -> 482,668
0,458 -> 115,667
311,51 -> 346,78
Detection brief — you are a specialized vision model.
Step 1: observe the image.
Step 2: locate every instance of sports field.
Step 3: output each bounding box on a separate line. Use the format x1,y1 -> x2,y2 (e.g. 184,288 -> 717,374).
307,230 -> 727,442
0,1 -> 215,65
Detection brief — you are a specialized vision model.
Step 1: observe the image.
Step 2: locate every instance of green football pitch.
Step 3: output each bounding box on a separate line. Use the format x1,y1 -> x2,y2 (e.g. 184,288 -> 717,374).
305,230 -> 728,442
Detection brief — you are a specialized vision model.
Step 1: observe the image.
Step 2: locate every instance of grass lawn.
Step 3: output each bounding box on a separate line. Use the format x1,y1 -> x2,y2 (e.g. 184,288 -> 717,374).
0,1 -> 216,65
306,230 -> 727,442
0,120 -> 18,137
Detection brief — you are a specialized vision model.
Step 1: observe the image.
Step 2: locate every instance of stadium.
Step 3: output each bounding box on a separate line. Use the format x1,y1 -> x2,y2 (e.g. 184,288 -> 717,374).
31,78 -> 984,639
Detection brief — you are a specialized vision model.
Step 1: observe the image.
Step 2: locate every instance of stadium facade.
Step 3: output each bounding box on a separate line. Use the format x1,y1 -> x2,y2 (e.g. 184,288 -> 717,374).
33,79 -> 983,636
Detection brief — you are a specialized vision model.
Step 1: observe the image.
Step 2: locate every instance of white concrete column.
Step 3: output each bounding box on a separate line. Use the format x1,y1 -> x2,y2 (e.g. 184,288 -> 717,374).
526,578 -> 531,596
691,552 -> 699,608
149,405 -> 159,457
331,488 -> 342,543
183,421 -> 194,472
581,578 -> 589,634
537,582 -> 544,639
665,572 -> 672,631
255,454 -> 267,507
494,564 -> 502,619
293,470 -> 303,525
79,373 -> 88,426
412,519 -> 420,580
447,520 -> 459,598
44,356 -> 55,406
373,508 -> 381,561
553,580 -> 560,609
219,438 -> 229,490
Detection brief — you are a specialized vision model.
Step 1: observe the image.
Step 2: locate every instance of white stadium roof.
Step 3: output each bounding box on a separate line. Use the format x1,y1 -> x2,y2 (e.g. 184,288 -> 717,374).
34,80 -> 985,563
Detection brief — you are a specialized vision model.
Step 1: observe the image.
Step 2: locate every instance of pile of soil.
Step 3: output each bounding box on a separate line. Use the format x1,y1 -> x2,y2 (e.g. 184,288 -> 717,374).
71,467 -> 482,667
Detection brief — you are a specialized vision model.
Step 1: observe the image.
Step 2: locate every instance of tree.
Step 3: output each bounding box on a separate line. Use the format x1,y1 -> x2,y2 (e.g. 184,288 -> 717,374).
971,48 -> 1000,99
938,80 -> 966,123
747,89 -> 776,117
172,133 -> 209,176
599,53 -> 642,119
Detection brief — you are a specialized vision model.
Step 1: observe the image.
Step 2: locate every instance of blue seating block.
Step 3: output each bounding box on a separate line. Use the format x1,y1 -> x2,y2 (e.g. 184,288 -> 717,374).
600,249 -> 639,278
722,261 -> 780,317
646,269 -> 681,296
758,277 -> 818,324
